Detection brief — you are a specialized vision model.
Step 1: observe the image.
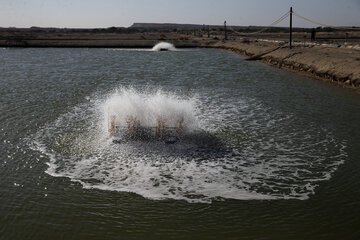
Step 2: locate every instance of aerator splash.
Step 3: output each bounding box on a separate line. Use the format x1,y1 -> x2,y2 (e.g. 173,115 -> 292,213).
152,42 -> 176,51
109,114 -> 184,144
104,89 -> 197,144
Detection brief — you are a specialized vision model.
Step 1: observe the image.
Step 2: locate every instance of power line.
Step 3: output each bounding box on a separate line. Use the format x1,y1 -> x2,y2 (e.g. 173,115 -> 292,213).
228,10 -> 290,36
227,8 -> 358,38
293,11 -> 359,30
293,11 -> 336,28
269,11 -> 290,26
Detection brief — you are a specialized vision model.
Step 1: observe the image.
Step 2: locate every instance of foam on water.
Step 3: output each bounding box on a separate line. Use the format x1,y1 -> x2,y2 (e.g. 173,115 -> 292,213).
152,42 -> 176,51
29,88 -> 347,203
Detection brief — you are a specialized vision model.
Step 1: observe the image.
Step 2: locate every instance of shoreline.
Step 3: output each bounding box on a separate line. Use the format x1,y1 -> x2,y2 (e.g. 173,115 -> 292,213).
1,30 -> 359,90
204,39 -> 360,90
0,39 -> 200,48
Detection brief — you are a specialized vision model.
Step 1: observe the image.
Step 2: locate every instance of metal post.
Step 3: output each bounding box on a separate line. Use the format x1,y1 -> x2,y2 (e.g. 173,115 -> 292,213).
290,7 -> 293,49
224,21 -> 227,40
345,32 -> 348,45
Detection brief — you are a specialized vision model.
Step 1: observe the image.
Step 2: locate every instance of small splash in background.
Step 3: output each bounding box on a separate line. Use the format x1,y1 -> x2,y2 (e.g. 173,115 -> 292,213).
152,42 -> 177,51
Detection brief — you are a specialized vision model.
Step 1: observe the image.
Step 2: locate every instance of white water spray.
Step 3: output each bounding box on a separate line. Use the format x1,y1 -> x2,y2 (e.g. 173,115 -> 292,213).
103,88 -> 198,132
152,42 -> 176,51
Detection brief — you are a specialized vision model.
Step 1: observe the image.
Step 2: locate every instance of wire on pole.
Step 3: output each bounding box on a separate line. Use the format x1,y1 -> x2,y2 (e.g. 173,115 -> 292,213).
293,12 -> 335,28
227,10 -> 290,36
225,8 -> 358,41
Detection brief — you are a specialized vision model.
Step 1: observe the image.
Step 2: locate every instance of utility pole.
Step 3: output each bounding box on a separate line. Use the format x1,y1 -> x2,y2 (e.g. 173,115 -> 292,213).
208,25 -> 210,38
224,21 -> 227,40
345,32 -> 348,45
289,7 -> 293,49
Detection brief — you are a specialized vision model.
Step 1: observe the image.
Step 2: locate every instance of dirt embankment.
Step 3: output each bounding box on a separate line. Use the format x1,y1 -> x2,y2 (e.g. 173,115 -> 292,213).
0,30 -> 199,48
205,39 -> 360,88
1,28 -> 360,89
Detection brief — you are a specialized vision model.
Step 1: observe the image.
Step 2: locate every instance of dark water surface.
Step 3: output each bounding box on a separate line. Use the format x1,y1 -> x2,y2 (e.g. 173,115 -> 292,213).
1,48 -> 359,239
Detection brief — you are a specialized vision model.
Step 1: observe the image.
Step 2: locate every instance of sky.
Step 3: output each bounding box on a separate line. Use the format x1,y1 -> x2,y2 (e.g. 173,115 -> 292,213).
0,0 -> 359,28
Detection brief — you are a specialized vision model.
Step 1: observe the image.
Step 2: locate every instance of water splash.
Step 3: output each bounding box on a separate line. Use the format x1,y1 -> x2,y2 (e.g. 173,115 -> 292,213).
104,88 -> 198,133
29,88 -> 347,203
152,42 -> 176,51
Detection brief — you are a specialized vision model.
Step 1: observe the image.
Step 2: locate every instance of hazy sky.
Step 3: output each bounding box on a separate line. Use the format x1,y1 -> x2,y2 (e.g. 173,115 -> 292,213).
1,0 -> 359,28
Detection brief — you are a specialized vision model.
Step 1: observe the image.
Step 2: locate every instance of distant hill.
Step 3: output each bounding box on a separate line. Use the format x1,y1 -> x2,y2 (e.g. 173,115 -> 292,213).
129,23 -> 289,31
130,23 -> 225,30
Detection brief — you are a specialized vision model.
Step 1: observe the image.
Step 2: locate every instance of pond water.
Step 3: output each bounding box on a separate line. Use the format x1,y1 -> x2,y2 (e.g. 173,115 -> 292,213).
1,47 -> 359,239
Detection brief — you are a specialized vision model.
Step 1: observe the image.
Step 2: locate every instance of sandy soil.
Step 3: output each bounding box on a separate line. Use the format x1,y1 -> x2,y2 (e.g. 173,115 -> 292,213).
206,39 -> 360,89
